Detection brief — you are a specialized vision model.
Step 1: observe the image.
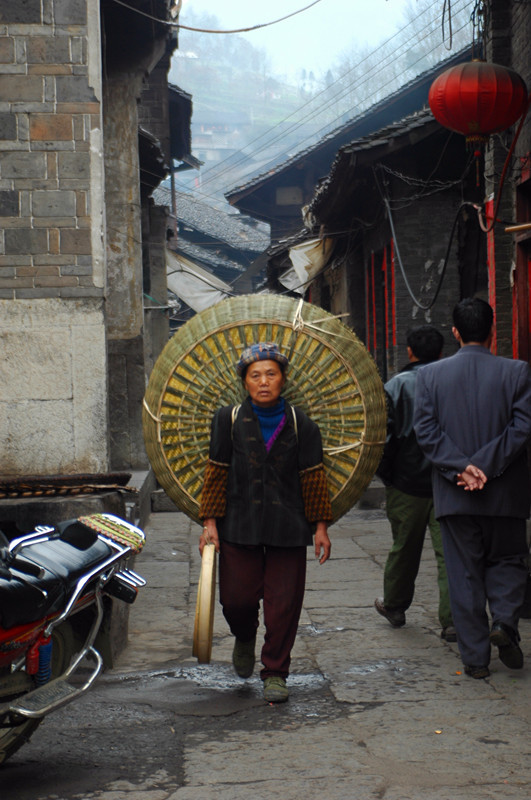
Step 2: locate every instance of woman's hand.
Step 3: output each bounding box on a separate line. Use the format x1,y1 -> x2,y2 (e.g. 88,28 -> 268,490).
314,521 -> 331,565
199,518 -> 220,555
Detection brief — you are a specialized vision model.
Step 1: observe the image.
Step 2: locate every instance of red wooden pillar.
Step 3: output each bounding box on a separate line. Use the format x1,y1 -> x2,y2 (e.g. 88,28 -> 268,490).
485,197 -> 497,353
366,258 -> 371,350
514,172 -> 531,363
390,239 -> 397,347
371,252 -> 377,356
382,247 -> 389,350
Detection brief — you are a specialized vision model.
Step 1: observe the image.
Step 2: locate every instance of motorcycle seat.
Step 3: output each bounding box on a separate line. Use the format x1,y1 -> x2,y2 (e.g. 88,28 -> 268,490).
0,534 -> 113,630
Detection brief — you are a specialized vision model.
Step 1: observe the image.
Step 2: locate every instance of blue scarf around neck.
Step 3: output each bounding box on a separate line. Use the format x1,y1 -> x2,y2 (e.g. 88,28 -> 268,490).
251,397 -> 286,447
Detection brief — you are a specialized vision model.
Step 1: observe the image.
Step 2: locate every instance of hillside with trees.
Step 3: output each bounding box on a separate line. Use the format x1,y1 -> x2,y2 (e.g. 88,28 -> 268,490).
170,1 -> 472,200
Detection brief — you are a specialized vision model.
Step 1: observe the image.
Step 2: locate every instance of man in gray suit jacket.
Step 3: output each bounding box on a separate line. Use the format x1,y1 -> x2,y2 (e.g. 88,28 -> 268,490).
414,297 -> 531,679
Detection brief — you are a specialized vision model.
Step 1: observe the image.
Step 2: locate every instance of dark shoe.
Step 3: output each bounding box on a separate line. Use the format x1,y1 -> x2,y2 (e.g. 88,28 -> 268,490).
464,664 -> 490,679
374,597 -> 405,628
489,622 -> 523,669
519,573 -> 531,619
263,676 -> 289,703
441,625 -> 457,642
232,637 -> 256,678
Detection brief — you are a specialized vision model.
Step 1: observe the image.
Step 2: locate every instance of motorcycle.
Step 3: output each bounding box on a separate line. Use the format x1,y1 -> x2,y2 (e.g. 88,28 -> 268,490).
0,512 -> 145,764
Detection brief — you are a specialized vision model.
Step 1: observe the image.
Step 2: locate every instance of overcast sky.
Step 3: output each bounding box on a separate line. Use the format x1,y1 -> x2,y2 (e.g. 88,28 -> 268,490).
179,0 -> 413,78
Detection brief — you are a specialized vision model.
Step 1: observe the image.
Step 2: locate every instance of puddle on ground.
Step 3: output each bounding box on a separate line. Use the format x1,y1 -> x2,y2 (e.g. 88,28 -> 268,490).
298,623 -> 346,636
110,663 -> 329,692
105,663 -> 346,722
344,659 -> 403,676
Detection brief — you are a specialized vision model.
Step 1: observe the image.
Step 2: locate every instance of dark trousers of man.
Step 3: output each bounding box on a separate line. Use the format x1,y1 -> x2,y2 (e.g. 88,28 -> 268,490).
439,515 -> 528,667
219,541 -> 307,680
384,486 -> 453,628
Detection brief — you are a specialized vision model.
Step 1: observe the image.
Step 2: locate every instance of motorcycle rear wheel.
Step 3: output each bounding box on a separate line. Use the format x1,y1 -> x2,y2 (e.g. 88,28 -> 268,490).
0,620 -> 76,765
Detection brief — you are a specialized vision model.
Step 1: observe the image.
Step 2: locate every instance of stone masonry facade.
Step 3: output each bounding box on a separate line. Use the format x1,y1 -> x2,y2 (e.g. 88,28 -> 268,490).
0,0 -> 177,478
0,0 -> 109,477
0,0 -> 104,300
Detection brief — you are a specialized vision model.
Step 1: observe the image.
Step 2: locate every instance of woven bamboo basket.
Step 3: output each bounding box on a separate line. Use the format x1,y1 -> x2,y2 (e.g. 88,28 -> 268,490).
142,295 -> 386,524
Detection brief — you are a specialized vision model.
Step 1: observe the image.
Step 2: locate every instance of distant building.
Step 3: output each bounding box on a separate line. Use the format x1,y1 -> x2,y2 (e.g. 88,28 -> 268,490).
225,49 -> 472,242
153,186 -> 270,326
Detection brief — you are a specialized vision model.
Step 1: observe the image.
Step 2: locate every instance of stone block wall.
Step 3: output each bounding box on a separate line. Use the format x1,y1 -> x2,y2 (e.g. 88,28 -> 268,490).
389,194 -> 461,341
0,0 -> 105,299
0,0 -> 110,476
352,188 -> 462,381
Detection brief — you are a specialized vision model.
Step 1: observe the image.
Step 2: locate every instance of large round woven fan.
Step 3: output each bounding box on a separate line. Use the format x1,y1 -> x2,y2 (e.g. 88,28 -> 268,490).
143,295 -> 386,524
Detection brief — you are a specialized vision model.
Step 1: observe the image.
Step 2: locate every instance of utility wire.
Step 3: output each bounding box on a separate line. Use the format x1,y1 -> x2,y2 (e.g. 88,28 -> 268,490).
188,0 -> 471,188
376,172 -> 461,312
193,2 -> 472,193
123,0 -> 469,214
178,0 -> 324,33
108,0 -> 324,32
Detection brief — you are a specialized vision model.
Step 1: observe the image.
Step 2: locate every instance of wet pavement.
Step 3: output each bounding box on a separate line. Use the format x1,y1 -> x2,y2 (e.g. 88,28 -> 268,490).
2,501 -> 531,799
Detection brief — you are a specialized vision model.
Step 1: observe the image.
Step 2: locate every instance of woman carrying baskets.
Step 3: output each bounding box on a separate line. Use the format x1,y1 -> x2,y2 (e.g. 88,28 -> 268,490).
199,342 -> 332,703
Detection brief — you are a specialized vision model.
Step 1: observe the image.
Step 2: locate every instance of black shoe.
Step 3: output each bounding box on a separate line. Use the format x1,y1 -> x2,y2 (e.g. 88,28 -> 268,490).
464,664 -> 490,679
374,598 -> 405,628
489,622 -> 523,669
441,625 -> 457,642
232,637 -> 256,678
520,573 -> 531,619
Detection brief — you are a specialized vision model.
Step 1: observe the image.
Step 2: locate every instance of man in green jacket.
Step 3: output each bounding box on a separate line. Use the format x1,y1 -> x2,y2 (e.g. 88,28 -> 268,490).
375,325 -> 455,641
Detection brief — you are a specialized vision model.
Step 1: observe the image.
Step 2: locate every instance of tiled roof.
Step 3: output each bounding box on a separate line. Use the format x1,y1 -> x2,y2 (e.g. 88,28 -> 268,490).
225,48 -> 470,200
307,108 -> 437,216
176,238 -> 246,281
153,186 -> 269,252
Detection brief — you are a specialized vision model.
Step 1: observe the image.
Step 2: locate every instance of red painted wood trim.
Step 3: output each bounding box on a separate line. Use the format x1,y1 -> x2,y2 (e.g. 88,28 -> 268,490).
382,247 -> 389,350
390,239 -> 397,346
485,198 -> 497,354
371,252 -> 377,355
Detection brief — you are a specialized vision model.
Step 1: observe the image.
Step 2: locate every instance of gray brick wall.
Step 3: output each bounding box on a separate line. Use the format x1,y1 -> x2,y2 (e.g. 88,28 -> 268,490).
0,1 -> 103,299
360,189 -> 463,378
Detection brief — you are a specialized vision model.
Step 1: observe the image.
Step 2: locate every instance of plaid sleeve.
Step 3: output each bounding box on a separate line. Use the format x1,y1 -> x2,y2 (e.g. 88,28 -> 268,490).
198,460 -> 229,519
300,464 -> 333,522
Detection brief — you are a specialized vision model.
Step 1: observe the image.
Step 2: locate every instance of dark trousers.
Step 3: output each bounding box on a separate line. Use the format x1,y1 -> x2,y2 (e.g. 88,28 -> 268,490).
439,515 -> 528,667
384,486 -> 452,628
219,541 -> 307,680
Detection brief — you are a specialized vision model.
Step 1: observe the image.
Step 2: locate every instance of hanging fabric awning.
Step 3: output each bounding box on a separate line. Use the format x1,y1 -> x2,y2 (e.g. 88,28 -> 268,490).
166,248 -> 232,312
278,237 -> 335,294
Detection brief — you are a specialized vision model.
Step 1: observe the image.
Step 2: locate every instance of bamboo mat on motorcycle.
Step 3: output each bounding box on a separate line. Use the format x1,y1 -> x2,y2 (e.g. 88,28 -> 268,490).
192,543 -> 217,664
142,294 -> 386,524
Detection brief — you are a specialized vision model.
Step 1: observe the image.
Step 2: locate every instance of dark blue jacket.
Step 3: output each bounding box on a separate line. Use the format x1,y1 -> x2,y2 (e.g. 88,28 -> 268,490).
209,398 -> 324,546
414,345 -> 531,519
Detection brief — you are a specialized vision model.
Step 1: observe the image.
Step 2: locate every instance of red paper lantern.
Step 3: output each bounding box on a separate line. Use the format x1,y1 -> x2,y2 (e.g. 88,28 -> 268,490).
429,60 -> 528,145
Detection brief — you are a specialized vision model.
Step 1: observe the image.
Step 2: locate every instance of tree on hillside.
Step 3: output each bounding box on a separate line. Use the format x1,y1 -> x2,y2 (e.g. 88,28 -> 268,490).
176,11 -> 271,75
319,0 -> 472,129
171,2 -> 474,199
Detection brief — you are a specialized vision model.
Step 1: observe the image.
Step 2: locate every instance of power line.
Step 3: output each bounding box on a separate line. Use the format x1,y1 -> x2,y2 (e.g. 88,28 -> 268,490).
189,0 -> 471,184
108,0 -> 324,32
177,0 -> 325,34
192,0 -> 472,193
